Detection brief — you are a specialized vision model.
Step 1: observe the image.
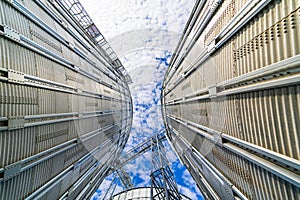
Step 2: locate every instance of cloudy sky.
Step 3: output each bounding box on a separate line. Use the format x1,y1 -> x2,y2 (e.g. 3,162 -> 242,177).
79,0 -> 203,199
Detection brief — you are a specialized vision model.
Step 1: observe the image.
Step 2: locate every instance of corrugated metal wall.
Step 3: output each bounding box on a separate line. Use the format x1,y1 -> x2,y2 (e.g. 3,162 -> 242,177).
112,187 -> 191,200
0,0 -> 132,199
162,0 -> 300,199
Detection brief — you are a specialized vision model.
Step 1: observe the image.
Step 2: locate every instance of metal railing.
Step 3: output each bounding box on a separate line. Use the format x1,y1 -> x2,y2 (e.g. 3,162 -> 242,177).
56,0 -> 132,83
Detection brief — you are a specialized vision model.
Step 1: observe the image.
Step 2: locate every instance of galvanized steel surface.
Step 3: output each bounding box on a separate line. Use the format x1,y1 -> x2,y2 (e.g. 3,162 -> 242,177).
162,0 -> 300,199
0,0 -> 132,199
112,187 -> 191,200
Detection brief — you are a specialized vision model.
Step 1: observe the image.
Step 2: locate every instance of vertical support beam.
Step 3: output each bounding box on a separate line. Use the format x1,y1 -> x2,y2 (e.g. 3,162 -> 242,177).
150,133 -> 182,200
102,173 -> 118,200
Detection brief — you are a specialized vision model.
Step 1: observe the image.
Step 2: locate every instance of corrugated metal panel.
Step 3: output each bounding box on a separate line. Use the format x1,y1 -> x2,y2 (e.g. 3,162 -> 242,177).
0,1 -> 4,25
31,153 -> 66,191
43,183 -> 61,200
0,169 -> 33,200
38,89 -> 57,114
238,86 -> 300,159
0,82 -> 38,116
35,124 -> 69,153
112,187 -> 191,200
65,68 -> 85,90
35,53 -> 67,84
64,145 -> 87,167
31,158 -> 55,191
84,95 -> 98,112
0,38 -> 36,75
23,0 -> 57,29
0,0 -> 132,199
170,86 -> 300,160
234,2 -> 300,76
190,67 -> 207,92
29,22 -> 63,57
163,0 -> 300,199
59,167 -> 80,196
250,163 -> 300,200
0,127 -> 36,167
0,1 -> 31,37
208,146 -> 254,199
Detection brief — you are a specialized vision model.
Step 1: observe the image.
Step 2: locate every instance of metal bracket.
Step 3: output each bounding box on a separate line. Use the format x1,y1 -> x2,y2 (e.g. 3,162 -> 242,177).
77,88 -> 83,94
73,65 -> 80,72
4,162 -> 22,180
8,69 -> 25,84
3,25 -> 20,42
213,130 -> 223,145
68,41 -> 75,50
8,116 -> 25,130
208,85 -> 218,98
207,38 -> 216,53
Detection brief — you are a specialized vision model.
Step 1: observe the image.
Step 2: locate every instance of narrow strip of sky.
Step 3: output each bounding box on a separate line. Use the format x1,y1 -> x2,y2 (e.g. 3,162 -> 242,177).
79,0 -> 202,199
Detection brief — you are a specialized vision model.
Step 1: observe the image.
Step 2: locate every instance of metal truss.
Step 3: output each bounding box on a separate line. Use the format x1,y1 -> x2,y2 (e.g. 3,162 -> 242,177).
116,168 -> 134,190
104,130 -> 181,199
55,0 -> 132,83
150,135 -> 182,200
102,131 -> 165,199
113,130 -> 166,170
102,168 -> 134,200
102,173 -> 118,200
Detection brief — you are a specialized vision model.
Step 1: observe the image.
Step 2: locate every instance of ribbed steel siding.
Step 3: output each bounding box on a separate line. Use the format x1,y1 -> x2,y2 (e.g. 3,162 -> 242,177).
249,163 -> 299,199
168,121 -> 300,199
0,0 -> 132,199
112,187 -> 191,200
238,87 -> 300,159
0,0 -> 31,38
163,0 -> 300,199
0,38 -> 37,76
0,127 -> 37,167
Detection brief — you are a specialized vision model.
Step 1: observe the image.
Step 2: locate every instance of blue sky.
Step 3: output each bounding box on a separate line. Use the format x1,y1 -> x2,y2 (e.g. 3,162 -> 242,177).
79,0 -> 203,199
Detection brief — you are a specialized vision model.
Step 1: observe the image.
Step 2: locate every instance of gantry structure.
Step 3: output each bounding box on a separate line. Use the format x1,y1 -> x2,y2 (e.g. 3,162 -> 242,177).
150,134 -> 182,200
103,130 -> 183,200
57,0 -> 132,83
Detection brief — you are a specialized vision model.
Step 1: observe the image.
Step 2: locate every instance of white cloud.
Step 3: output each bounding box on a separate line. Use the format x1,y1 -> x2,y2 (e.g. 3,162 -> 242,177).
92,174 -> 124,200
178,184 -> 199,200
80,0 -> 195,38
80,0 -> 201,198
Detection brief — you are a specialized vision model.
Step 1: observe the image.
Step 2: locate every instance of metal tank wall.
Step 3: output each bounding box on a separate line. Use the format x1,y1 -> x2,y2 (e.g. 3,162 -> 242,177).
112,187 -> 191,200
162,0 -> 300,199
0,0 -> 132,199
